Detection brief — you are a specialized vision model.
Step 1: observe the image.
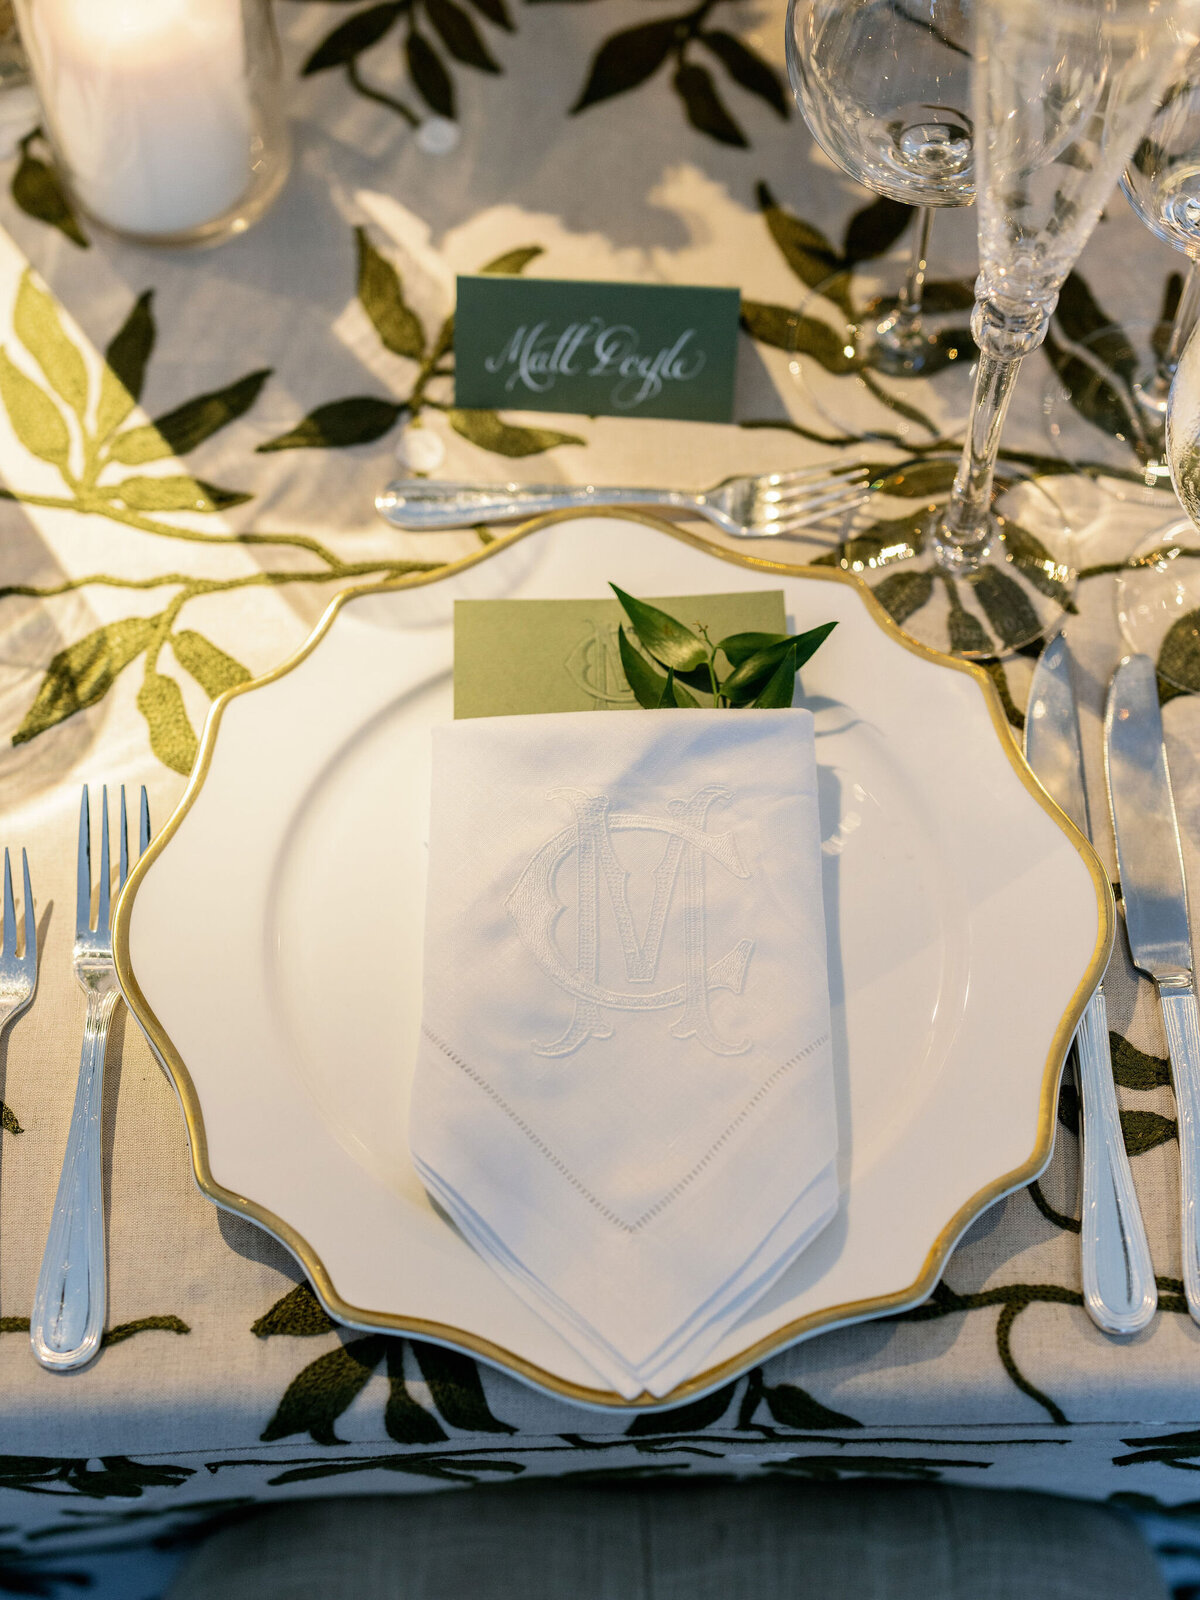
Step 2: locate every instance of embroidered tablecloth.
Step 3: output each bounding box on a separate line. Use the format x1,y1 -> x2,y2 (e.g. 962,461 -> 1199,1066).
1,0 -> 1200,1570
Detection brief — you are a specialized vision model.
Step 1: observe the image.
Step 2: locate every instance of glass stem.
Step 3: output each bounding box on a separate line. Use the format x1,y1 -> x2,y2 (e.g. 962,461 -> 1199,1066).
1160,257 -> 1200,385
937,297 -> 1051,554
895,206 -> 934,333
939,347 -> 1023,549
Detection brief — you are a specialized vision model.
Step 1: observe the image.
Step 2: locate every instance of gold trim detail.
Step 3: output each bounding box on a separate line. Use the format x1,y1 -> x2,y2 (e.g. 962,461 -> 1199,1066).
113,509 -> 1114,1410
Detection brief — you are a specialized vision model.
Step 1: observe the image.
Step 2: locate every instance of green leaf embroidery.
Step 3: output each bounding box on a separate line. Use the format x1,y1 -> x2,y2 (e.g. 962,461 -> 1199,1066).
356,228 -> 426,361
697,30 -> 788,118
114,476 -> 252,514
252,1282 -> 338,1339
302,3 -> 403,73
871,570 -> 935,625
1042,328 -> 1142,456
920,278 -> 976,312
842,197 -> 915,266
673,62 -> 747,147
868,459 -> 958,498
407,31 -> 456,117
137,670 -> 199,776
739,300 -> 795,351
96,290 -> 155,440
1122,1108 -> 1176,1156
384,1344 -> 448,1444
572,18 -> 677,111
944,583 -> 992,656
1157,606 -> 1200,696
13,617 -> 156,745
110,370 -> 271,464
0,348 -> 71,469
170,631 -> 252,699
1,1103 -> 22,1135
481,245 -> 543,275
1110,1032 -> 1170,1091
257,397 -> 403,452
1156,272 -> 1184,362
969,568 -> 1040,652
13,271 -> 89,421
447,408 -> 583,455
103,1315 -> 190,1347
1000,521 -> 1075,611
409,1341 -> 517,1433
811,511 -> 928,572
11,129 -> 88,249
261,1336 -> 389,1444
610,584 -> 708,672
426,0 -> 501,70
762,1383 -> 862,1430
755,184 -> 845,305
1054,272 -> 1140,391
626,1382 -> 738,1434
464,0 -> 513,28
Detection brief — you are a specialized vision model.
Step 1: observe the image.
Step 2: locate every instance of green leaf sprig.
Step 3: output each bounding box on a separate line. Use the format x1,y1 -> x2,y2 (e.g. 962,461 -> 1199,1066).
610,584 -> 835,710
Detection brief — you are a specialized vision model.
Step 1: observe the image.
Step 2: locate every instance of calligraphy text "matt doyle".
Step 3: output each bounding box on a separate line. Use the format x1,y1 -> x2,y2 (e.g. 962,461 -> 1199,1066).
484,320 -> 707,409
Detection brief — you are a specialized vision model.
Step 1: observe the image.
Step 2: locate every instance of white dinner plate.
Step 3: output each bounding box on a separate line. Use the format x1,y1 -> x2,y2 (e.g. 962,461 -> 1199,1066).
115,513 -> 1112,1409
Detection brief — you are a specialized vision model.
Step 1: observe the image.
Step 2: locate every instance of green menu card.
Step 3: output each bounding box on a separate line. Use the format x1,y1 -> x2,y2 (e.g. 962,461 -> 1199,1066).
454,591 -> 788,719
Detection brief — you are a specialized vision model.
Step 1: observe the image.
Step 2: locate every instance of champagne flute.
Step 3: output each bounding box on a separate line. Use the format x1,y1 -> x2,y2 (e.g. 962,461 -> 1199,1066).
784,0 -> 977,444
1119,315 -> 1200,688
1045,52 -> 1200,496
838,0 -> 1200,658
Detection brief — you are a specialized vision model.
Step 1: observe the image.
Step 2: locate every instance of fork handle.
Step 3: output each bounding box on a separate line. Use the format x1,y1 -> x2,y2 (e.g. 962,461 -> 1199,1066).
1074,988 -> 1156,1334
376,480 -> 694,530
30,988 -> 119,1371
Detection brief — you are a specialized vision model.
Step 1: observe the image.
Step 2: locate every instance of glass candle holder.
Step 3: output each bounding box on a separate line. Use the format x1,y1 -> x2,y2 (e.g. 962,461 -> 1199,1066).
14,0 -> 290,248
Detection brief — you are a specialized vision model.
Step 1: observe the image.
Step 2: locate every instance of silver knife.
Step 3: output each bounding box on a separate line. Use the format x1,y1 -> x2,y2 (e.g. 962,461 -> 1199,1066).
1106,652 -> 1198,1325
1027,633 -> 1156,1334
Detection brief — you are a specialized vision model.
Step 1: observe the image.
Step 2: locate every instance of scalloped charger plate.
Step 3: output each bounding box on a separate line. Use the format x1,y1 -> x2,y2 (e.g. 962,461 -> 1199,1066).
115,513 -> 1111,1410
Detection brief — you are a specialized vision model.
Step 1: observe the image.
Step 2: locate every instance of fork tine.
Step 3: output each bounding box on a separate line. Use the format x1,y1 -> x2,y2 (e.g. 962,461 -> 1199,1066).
119,787 -> 129,890
771,486 -> 872,535
2,849 -> 14,960
139,788 -> 150,857
764,463 -> 869,490
773,469 -> 869,506
76,787 -> 91,939
97,786 -> 111,934
21,849 -> 34,972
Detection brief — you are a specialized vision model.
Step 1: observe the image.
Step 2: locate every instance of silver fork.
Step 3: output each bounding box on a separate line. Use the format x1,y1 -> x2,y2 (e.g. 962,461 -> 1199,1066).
31,785 -> 149,1373
0,847 -> 36,1042
375,463 -> 872,539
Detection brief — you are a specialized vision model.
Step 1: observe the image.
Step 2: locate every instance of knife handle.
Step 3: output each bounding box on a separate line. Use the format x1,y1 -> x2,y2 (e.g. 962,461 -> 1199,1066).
1074,989 -> 1157,1334
1159,979 -> 1200,1324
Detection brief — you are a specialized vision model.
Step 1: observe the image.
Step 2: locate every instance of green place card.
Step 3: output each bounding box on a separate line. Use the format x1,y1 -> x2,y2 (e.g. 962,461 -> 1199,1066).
454,591 -> 788,719
453,276 -> 740,422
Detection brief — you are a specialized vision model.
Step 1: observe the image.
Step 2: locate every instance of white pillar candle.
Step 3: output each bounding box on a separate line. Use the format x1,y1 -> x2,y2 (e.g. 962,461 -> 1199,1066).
28,0 -> 253,238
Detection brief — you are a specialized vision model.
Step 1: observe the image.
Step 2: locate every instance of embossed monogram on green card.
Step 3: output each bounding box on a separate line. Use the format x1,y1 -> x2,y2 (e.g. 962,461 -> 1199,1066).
453,276 -> 741,422
453,591 -> 787,719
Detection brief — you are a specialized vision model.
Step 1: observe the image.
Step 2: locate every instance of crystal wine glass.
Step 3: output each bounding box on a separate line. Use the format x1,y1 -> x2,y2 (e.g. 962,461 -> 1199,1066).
837,0 -> 1200,658
1045,50 -> 1200,496
1119,312 -> 1200,688
784,0 -> 977,443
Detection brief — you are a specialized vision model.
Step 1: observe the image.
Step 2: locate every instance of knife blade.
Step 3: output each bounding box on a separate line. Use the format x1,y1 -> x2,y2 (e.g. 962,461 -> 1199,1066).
1026,634 -> 1155,1334
1106,652 -> 1200,1324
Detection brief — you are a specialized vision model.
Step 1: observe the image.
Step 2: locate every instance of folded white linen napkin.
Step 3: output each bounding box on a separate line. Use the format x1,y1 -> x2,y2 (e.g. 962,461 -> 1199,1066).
410,708 -> 838,1399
